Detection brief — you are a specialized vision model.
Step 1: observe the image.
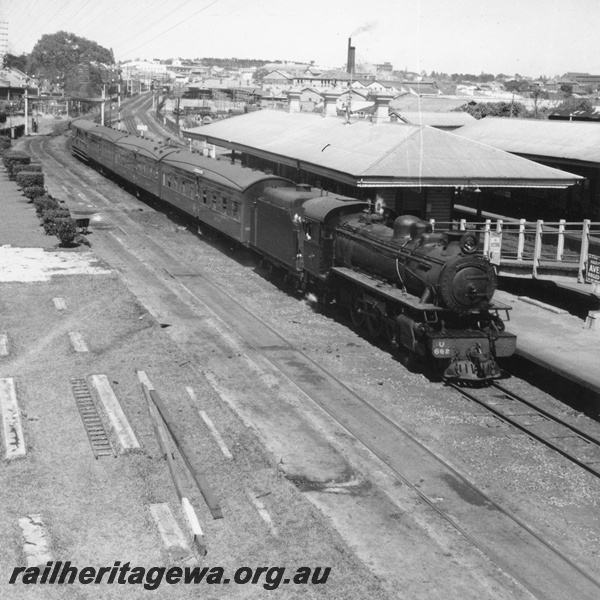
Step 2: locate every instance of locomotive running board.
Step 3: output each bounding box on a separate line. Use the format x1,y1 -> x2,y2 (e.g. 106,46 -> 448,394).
330,267 -> 444,312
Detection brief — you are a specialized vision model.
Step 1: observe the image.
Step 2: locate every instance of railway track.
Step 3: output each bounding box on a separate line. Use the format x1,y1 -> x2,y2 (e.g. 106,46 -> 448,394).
21,130 -> 600,599
449,380 -> 600,477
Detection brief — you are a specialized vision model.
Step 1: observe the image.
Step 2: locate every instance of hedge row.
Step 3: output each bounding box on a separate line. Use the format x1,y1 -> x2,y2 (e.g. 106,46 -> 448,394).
33,194 -> 78,245
0,124 -> 25,139
1,149 -> 79,246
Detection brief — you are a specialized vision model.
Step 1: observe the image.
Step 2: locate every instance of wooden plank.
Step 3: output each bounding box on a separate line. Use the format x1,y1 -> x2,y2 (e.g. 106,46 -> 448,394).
0,378 -> 26,460
137,371 -> 222,520
91,375 -> 140,452
143,385 -> 207,556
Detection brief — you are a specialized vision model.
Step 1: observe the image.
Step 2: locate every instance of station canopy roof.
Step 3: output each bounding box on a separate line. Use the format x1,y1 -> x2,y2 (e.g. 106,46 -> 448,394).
454,117 -> 600,166
183,110 -> 581,189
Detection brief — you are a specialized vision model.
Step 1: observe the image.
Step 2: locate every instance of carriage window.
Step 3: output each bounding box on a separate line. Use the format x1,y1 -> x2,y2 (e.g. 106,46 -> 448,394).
212,193 -> 217,209
232,201 -> 239,221
222,196 -> 227,212
202,188 -> 207,204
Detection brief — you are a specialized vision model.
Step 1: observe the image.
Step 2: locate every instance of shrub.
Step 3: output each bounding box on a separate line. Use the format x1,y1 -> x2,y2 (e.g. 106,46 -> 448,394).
23,185 -> 46,201
3,150 -> 30,178
13,163 -> 42,176
55,218 -> 78,246
0,136 -> 11,149
42,208 -> 71,235
16,171 -> 44,189
0,112 -> 6,124
34,195 -> 60,216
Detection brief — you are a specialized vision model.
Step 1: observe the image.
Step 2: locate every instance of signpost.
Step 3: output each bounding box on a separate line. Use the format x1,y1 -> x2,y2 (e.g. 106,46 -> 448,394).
585,253 -> 600,288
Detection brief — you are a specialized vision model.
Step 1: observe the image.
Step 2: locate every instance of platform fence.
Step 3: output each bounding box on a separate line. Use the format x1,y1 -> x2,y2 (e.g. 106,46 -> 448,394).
429,217 -> 600,288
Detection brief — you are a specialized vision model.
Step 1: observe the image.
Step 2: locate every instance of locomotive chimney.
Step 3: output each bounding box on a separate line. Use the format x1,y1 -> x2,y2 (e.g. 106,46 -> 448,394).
347,38 -> 356,75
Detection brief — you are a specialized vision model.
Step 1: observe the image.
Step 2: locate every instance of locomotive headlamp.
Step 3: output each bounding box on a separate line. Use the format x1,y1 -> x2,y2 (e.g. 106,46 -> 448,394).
459,232 -> 479,254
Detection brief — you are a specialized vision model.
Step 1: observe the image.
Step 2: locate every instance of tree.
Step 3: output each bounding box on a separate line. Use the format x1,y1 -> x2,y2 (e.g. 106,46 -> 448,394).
30,31 -> 114,95
559,82 -> 573,96
252,68 -> 270,85
459,101 -> 527,119
3,53 -> 30,72
554,96 -> 595,114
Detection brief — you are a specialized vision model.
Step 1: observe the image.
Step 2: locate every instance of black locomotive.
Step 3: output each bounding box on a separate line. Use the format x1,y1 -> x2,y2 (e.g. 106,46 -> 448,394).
70,120 -> 516,381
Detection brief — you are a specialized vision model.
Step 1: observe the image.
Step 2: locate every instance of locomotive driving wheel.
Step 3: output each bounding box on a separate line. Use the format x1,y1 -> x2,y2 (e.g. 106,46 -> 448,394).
366,312 -> 384,338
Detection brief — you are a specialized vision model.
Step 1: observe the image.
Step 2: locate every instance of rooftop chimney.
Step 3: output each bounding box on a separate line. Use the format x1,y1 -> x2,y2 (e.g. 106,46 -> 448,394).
371,92 -> 395,123
322,91 -> 340,117
288,89 -> 302,113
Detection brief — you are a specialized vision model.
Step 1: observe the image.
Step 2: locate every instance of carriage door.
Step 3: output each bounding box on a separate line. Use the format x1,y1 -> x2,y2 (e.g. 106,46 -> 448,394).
194,176 -> 201,221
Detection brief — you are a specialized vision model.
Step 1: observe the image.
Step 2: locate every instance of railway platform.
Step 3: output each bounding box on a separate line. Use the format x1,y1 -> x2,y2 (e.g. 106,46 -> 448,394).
1,164 -> 599,397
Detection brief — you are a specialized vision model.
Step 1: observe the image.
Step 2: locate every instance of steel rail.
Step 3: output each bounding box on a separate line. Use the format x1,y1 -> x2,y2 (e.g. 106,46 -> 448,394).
448,380 -> 600,478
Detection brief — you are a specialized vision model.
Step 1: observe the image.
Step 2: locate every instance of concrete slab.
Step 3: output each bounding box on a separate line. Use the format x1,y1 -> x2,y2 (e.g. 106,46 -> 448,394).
18,514 -> 52,567
68,331 -> 89,353
0,377 -> 26,459
0,333 -> 8,356
148,503 -> 195,563
53,297 -> 67,311
91,374 -> 140,452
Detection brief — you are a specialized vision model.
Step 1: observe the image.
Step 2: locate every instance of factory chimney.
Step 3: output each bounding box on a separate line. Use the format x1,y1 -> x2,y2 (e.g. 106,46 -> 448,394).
347,38 -> 356,75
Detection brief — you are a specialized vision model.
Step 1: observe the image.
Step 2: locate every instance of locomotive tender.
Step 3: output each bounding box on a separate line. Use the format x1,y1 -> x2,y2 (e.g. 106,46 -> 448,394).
70,119 -> 516,381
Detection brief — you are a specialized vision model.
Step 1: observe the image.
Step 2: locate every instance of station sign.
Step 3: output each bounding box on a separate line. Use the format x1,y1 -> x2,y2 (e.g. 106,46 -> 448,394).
586,253 -> 600,283
488,232 -> 502,266
136,125 -> 148,131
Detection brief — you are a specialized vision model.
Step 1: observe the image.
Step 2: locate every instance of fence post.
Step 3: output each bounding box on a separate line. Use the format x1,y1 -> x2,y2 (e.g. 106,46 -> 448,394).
557,219 -> 565,261
517,219 -> 526,260
533,220 -> 543,278
578,219 -> 591,283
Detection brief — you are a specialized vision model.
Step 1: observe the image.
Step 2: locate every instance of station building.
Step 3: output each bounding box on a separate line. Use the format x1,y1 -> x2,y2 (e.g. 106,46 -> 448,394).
455,117 -> 600,220
182,93 -> 581,224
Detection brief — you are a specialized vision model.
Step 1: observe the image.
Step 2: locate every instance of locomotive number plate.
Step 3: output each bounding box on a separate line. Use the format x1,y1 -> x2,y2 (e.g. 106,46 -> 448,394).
431,340 -> 453,357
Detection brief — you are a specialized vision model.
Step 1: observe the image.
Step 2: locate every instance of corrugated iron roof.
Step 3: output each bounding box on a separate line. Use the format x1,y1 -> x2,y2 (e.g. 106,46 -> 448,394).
183,110 -> 581,188
389,95 -> 471,112
455,117 -> 600,164
394,111 -> 476,127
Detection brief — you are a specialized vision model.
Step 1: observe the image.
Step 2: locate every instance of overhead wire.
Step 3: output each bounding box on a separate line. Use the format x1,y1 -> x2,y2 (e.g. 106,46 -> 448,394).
117,0 -> 220,58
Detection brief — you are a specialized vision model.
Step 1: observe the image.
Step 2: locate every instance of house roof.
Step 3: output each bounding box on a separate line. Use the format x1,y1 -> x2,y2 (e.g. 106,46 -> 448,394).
182,109 -> 581,188
454,117 -> 600,165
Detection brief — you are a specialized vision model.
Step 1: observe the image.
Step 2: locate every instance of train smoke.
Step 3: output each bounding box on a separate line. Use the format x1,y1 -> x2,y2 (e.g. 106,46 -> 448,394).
350,22 -> 377,38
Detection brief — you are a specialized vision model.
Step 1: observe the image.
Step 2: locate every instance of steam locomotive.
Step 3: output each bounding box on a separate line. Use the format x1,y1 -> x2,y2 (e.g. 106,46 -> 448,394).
70,119 -> 516,381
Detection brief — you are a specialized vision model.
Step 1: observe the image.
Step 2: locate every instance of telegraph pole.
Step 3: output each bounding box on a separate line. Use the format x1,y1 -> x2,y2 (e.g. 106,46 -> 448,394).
24,83 -> 29,136
101,83 -> 106,125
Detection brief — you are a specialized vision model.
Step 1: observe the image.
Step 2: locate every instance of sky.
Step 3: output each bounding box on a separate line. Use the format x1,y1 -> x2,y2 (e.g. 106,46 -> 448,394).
2,0 -> 600,78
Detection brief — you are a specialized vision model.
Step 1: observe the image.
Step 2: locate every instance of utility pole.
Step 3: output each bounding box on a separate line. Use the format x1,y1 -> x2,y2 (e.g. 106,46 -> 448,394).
24,81 -> 29,136
101,83 -> 106,125
117,75 -> 122,130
